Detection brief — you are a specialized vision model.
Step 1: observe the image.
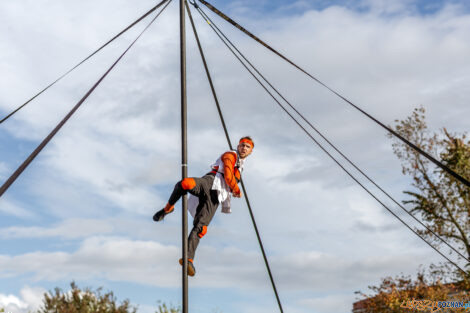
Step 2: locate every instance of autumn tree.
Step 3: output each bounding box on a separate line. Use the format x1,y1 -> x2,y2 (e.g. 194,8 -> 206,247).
37,282 -> 137,313
35,282 -> 184,313
156,302 -> 181,313
355,266 -> 469,312
389,107 -> 470,275
355,107 -> 470,312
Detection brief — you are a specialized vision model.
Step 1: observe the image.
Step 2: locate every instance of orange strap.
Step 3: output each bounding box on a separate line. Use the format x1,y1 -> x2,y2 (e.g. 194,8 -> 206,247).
164,203 -> 174,213
180,258 -> 193,264
198,225 -> 207,238
181,177 -> 196,190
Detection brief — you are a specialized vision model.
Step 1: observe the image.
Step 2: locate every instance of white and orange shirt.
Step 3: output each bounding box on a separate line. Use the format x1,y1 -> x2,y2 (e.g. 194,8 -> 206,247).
188,150 -> 244,217
211,150 -> 244,213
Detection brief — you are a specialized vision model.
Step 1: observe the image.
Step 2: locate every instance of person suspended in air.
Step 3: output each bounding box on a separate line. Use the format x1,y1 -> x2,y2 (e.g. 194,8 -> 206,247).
152,136 -> 254,276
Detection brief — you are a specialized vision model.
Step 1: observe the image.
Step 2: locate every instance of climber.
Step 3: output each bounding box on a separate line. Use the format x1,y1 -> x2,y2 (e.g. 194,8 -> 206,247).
152,136 -> 254,276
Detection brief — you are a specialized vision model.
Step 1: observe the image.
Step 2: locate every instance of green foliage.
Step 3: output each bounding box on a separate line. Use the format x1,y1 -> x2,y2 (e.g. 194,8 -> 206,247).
389,107 -> 470,278
357,107 -> 470,312
37,282 -> 137,313
155,302 -> 180,313
154,301 -> 223,313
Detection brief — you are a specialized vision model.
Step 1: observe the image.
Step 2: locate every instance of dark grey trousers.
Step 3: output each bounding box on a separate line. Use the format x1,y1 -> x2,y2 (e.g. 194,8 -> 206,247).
168,174 -> 219,259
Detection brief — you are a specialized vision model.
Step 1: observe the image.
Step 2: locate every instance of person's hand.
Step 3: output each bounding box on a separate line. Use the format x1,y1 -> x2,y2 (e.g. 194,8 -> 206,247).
233,189 -> 242,198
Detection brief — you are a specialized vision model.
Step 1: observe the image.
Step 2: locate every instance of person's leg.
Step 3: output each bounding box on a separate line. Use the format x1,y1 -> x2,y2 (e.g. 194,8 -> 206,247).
153,177 -> 205,222
167,177 -> 201,207
187,189 -> 219,260
187,217 -> 207,260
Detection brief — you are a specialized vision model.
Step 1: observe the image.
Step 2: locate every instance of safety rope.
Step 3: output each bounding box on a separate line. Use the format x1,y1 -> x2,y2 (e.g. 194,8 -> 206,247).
0,0 -> 172,198
193,4 -> 469,276
196,0 -> 470,189
194,4 -> 469,263
0,0 -> 169,125
185,2 -> 285,312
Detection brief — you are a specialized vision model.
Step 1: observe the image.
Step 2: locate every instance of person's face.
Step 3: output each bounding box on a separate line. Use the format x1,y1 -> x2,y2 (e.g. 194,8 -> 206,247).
237,141 -> 253,159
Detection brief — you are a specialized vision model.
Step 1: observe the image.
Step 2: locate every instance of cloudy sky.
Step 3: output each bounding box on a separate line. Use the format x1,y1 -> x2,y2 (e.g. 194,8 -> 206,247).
1,0 -> 469,312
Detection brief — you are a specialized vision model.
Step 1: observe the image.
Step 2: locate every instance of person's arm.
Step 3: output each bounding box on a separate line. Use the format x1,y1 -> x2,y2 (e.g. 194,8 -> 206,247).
221,151 -> 241,197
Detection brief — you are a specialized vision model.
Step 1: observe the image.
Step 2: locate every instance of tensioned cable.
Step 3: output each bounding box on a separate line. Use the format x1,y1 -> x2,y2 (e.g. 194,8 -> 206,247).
196,0 -> 470,189
0,0 -> 169,125
194,4 -> 469,263
196,3 -> 470,274
193,4 -> 469,276
185,2 -> 285,312
0,0 -> 172,198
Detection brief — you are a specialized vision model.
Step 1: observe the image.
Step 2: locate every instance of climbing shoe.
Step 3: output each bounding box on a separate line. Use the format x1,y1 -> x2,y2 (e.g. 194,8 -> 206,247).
152,206 -> 174,222
179,258 -> 196,277
152,209 -> 166,222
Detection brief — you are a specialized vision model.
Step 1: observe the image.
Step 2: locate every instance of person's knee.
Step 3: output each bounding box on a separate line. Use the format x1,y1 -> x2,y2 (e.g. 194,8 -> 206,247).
181,178 -> 196,190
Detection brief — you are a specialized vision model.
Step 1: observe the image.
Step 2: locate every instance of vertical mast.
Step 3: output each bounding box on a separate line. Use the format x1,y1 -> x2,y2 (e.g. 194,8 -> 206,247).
179,0 -> 189,312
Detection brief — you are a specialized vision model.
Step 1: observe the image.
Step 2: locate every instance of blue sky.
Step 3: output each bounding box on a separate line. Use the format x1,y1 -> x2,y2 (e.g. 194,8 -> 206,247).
1,0 -> 470,313
213,0 -> 470,16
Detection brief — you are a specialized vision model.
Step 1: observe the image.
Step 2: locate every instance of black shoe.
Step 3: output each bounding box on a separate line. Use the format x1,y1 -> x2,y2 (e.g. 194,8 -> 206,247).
179,258 -> 196,276
153,208 -> 172,222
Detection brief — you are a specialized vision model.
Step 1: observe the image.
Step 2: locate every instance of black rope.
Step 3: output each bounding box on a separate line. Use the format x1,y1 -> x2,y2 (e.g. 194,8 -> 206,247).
186,1 -> 231,148
196,0 -> 470,189
194,4 -> 469,276
194,5 -> 469,263
185,2 -> 285,312
0,0 -> 169,125
0,0 -> 172,198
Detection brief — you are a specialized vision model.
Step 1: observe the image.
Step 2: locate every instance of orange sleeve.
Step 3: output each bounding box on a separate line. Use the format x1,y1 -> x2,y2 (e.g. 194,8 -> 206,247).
221,151 -> 240,194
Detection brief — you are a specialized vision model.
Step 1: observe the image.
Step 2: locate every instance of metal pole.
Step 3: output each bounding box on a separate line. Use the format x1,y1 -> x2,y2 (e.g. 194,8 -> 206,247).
185,5 -> 284,311
180,0 -> 188,311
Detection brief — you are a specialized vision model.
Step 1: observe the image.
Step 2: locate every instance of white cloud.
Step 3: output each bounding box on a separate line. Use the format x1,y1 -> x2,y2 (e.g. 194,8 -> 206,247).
0,286 -> 45,313
0,294 -> 27,310
0,162 -> 8,180
3,0 -> 470,217
299,294 -> 355,313
41,129 -> 165,214
0,236 -> 433,292
1,1 -> 470,313
0,237 -> 181,287
0,218 -> 114,239
0,199 -> 34,219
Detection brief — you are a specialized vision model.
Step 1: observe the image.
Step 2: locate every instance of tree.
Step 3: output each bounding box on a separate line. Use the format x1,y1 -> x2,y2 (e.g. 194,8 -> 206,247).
355,266 -> 469,312
156,302 -> 180,313
36,282 -> 184,313
389,107 -> 470,276
37,282 -> 137,313
354,108 -> 470,312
